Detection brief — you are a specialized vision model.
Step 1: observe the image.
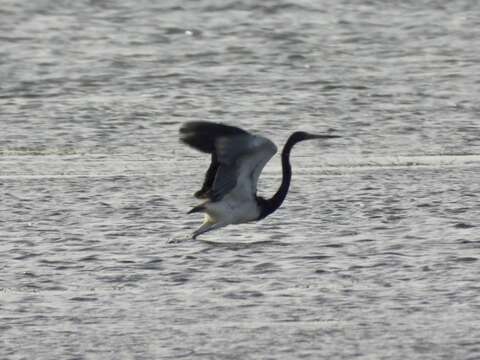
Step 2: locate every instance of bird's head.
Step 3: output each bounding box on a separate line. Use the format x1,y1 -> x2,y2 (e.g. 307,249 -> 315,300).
288,131 -> 341,144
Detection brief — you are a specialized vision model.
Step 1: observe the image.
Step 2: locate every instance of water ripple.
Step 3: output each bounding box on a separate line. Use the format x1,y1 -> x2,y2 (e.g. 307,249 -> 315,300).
2,1 -> 480,359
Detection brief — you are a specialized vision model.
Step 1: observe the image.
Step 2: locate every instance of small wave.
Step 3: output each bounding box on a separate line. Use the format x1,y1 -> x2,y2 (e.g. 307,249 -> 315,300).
69,296 -> 98,302
455,257 -> 478,263
305,154 -> 480,172
0,147 -> 81,156
454,222 -> 475,229
1,154 -> 479,180
200,239 -> 287,249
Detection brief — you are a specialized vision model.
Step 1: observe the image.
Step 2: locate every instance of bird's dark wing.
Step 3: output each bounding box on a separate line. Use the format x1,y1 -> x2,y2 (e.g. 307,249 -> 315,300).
179,121 -> 248,153
209,134 -> 251,201
213,134 -> 277,201
192,153 -> 218,199
179,121 -> 249,199
179,121 -> 276,201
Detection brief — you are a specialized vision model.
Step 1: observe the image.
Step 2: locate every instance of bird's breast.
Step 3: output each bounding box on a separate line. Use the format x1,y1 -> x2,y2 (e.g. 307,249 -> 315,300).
204,195 -> 260,225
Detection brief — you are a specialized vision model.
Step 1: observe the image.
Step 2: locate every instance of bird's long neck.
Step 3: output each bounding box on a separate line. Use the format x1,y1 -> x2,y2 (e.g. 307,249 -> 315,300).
258,137 -> 297,219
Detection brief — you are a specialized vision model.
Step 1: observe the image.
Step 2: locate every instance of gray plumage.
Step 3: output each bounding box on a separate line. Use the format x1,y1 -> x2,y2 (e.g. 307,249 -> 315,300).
180,122 -> 277,202
179,121 -> 340,239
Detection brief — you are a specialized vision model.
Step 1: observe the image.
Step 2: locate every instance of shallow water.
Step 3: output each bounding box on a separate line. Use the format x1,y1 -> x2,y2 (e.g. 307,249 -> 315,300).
2,1 -> 480,359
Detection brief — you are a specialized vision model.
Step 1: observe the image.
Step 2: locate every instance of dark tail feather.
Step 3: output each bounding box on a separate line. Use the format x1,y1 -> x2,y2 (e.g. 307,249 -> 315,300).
187,204 -> 206,214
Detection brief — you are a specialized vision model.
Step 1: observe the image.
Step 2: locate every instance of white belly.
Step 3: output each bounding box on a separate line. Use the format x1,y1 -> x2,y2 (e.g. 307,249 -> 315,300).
204,195 -> 260,225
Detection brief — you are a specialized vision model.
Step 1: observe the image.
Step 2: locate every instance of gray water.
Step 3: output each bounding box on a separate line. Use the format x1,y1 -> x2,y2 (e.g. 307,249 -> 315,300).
1,1 -> 480,359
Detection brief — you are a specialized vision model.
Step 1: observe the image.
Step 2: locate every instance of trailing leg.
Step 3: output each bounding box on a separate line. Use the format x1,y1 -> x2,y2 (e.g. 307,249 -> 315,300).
192,221 -> 227,239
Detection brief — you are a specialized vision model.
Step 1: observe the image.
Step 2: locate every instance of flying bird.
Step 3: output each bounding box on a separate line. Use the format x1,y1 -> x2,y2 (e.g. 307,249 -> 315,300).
179,121 -> 340,239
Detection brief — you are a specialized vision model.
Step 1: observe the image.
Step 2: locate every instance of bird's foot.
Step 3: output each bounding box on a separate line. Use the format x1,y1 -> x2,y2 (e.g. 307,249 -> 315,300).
166,234 -> 194,244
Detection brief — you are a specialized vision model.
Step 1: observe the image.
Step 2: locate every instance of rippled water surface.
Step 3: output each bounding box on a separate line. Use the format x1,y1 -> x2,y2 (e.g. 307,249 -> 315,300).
2,1 -> 480,359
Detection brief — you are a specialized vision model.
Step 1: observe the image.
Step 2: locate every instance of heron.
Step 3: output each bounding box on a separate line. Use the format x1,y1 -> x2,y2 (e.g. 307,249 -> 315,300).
179,121 -> 340,239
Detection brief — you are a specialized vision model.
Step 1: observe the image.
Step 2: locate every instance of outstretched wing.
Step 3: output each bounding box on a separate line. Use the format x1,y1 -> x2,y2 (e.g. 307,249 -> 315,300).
227,135 -> 277,202
179,121 -> 248,154
179,121 -> 248,199
179,121 -> 277,201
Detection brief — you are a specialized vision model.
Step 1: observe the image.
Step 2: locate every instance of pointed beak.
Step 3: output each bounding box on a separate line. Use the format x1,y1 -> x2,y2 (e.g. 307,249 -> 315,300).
305,133 -> 341,140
